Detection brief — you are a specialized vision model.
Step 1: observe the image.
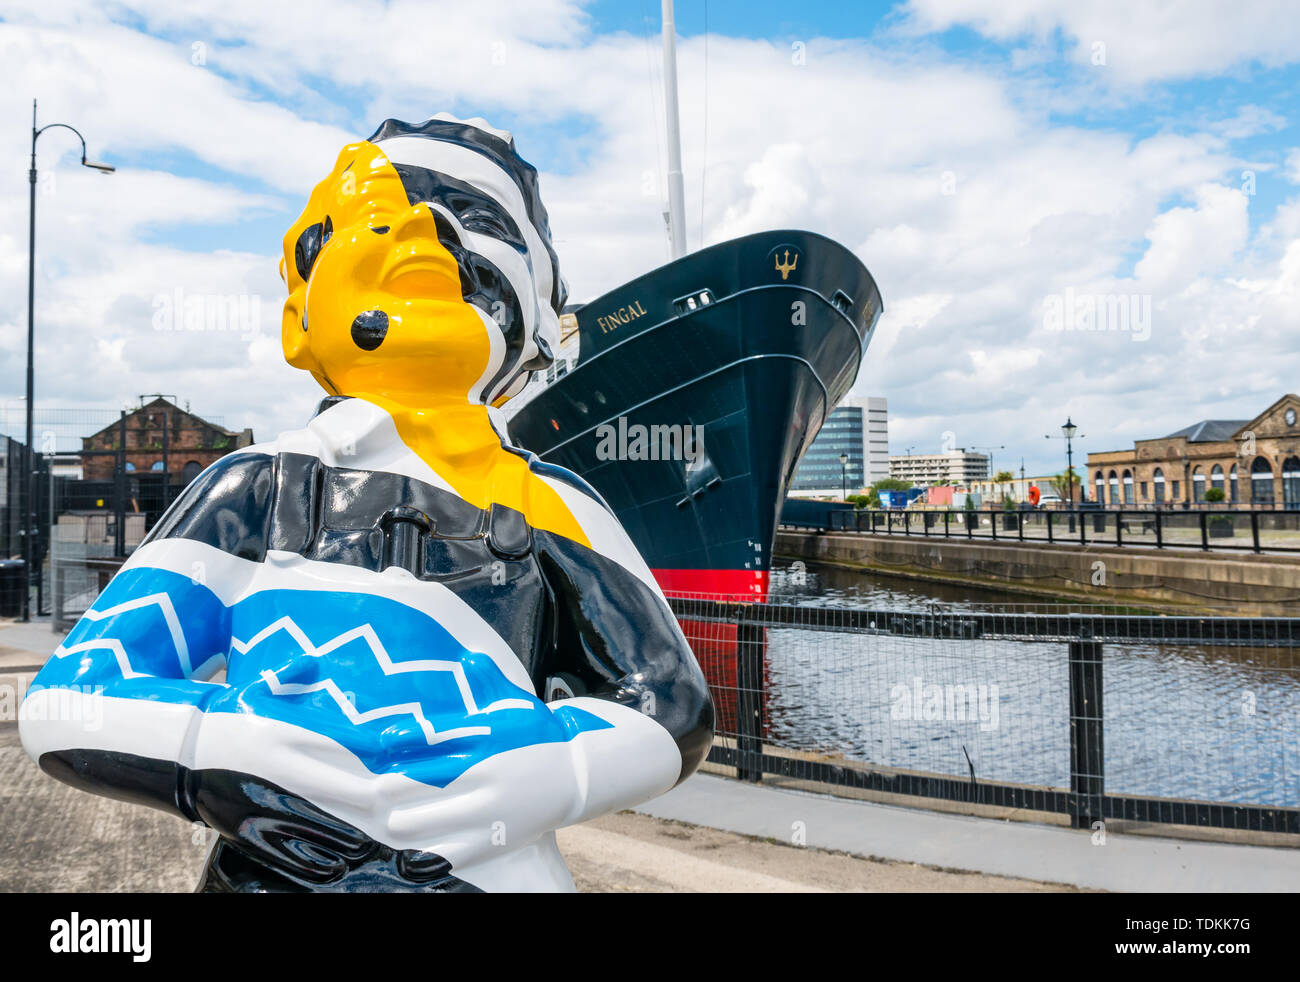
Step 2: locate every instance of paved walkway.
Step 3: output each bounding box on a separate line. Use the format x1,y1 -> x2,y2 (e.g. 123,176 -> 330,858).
634,773 -> 1300,892
0,616 -> 60,671
1,721 -> 1065,892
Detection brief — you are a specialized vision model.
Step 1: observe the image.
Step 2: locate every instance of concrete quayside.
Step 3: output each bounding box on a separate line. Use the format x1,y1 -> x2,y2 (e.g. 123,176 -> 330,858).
777,528 -> 1300,615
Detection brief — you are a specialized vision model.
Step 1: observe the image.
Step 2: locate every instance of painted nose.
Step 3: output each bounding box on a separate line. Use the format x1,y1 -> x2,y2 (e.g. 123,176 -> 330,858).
395,202 -> 460,247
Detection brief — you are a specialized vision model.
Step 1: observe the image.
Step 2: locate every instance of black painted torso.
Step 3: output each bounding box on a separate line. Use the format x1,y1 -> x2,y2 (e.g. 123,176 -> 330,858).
48,431 -> 713,892
147,450 -> 555,689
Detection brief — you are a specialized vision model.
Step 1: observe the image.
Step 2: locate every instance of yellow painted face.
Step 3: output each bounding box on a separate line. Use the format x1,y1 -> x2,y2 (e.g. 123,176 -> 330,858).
279,142 -> 495,405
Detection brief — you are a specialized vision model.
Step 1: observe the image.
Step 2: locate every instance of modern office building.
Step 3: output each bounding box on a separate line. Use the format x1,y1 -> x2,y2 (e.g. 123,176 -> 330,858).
889,449 -> 990,487
790,399 -> 875,496
864,396 -> 890,484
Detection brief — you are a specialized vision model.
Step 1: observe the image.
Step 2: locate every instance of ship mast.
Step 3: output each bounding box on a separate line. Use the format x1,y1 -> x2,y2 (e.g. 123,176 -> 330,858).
661,0 -> 688,259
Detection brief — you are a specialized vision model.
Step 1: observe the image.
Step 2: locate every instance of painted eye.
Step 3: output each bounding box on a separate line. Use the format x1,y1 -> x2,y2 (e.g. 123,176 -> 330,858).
294,222 -> 323,280
370,225 -> 390,234
323,215 -> 333,243
460,208 -> 508,238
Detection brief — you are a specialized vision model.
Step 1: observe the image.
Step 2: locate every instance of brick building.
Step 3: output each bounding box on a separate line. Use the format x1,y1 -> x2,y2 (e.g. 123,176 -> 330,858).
80,397 -> 254,484
1087,394 -> 1300,509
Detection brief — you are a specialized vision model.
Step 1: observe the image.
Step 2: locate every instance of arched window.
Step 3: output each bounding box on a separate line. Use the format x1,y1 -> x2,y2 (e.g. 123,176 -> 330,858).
1122,469 -> 1134,504
1095,471 -> 1105,503
1229,464 -> 1238,503
1284,457 -> 1300,511
1251,457 -> 1274,506
1153,468 -> 1165,505
182,460 -> 202,484
124,461 -> 136,472
1210,464 -> 1224,493
151,460 -> 165,471
1192,466 -> 1205,503
1108,471 -> 1119,505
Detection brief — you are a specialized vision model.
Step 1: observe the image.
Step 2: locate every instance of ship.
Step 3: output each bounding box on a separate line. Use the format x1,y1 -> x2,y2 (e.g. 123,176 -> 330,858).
503,2 -> 882,740
504,229 -> 881,599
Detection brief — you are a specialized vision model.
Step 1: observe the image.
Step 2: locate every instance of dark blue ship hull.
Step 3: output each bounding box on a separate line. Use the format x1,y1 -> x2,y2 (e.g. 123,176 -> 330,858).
507,229 -> 881,598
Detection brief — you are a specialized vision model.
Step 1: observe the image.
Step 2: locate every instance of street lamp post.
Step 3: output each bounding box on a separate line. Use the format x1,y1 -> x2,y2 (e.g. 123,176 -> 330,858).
1046,418 -> 1082,531
22,99 -> 114,621
1061,419 -> 1077,507
840,452 -> 849,500
972,444 -> 1005,482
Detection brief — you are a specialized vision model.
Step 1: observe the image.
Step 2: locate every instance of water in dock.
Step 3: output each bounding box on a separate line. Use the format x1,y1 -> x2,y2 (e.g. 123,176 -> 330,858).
756,561 -> 1299,810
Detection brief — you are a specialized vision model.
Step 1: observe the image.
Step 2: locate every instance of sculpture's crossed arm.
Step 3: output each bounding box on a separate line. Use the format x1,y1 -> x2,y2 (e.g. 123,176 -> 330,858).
20,452 -> 713,886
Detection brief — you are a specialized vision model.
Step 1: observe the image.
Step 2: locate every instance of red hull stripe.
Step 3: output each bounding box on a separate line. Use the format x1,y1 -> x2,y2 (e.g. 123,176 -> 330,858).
651,568 -> 769,598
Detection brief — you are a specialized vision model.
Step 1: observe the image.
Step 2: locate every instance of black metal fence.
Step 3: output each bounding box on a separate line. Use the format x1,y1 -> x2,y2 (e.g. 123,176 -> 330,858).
667,593 -> 1300,835
783,507 -> 1300,554
0,405 -> 219,620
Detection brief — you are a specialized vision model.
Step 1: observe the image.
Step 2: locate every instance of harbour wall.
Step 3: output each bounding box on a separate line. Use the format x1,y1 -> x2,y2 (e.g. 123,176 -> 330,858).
776,529 -> 1300,615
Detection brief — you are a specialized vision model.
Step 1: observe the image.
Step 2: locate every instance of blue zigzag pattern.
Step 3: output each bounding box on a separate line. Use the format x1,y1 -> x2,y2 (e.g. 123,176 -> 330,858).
35,566 -> 610,787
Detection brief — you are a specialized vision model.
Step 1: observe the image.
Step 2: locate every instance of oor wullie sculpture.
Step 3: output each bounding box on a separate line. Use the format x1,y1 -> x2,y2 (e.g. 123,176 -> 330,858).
20,116 -> 714,892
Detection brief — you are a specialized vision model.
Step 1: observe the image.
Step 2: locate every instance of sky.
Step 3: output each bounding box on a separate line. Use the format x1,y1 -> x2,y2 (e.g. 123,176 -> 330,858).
0,0 -> 1297,476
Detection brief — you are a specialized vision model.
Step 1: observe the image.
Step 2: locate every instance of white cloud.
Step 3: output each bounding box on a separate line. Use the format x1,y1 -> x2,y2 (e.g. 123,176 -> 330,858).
1286,150 -> 1300,185
901,0 -> 1300,83
0,1 -> 1296,476
1133,184 -> 1250,286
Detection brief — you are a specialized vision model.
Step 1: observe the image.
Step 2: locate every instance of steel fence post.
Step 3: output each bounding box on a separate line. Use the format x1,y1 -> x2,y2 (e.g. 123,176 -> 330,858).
1069,634 -> 1104,830
736,611 -> 764,782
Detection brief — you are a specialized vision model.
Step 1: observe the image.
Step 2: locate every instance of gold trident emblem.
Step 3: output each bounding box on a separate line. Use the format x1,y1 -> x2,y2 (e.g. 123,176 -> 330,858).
774,249 -> 798,280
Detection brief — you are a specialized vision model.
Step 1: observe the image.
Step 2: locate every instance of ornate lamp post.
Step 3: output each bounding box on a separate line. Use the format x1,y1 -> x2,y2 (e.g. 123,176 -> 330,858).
22,100 -> 114,620
1046,418 -> 1082,531
1061,418 -> 1077,506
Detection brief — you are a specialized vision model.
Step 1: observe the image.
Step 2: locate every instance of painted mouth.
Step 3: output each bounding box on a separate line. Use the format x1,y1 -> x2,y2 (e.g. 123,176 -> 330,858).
384,254 -> 459,292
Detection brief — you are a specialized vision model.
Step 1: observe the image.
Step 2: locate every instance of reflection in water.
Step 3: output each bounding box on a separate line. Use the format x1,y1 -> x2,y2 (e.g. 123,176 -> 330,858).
756,562 -> 1299,808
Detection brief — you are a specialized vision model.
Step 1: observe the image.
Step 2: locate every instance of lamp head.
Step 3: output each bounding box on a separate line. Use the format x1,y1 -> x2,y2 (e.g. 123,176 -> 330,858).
82,158 -> 115,173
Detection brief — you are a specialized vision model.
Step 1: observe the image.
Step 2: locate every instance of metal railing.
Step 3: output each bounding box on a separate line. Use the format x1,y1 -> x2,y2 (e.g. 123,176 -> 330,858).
667,592 -> 1300,834
781,507 -> 1300,554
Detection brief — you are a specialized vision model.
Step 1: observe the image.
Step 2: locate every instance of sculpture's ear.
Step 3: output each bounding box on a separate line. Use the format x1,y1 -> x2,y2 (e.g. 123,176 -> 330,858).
281,292 -> 319,373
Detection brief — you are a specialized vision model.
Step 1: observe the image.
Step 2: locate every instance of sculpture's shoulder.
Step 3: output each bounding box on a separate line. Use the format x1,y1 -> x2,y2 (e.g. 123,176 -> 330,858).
524,456 -> 616,519
509,451 -> 663,598
142,423 -> 312,561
